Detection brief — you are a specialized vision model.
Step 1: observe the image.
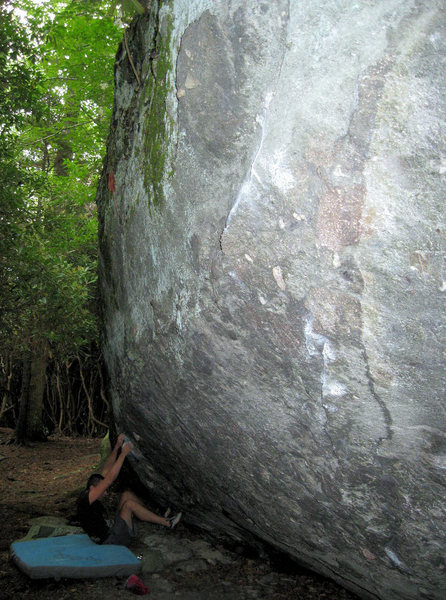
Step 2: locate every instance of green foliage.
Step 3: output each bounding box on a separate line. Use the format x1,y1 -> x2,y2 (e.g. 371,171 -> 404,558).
0,5 -> 45,344
1,1 -> 122,363
118,0 -> 145,16
17,0 -> 122,171
0,5 -> 43,137
0,1 -> 125,437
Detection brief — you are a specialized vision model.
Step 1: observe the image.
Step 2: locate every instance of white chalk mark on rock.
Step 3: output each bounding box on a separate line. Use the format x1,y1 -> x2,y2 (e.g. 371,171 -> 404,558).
304,315 -> 347,401
384,548 -> 409,572
269,148 -> 296,192
272,266 -> 286,290
224,92 -> 273,229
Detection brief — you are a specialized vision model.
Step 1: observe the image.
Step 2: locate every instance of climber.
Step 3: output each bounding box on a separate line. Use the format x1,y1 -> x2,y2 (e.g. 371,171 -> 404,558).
77,433 -> 182,545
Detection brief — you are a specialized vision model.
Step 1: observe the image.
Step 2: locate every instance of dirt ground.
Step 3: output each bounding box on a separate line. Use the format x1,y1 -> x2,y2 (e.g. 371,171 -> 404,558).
0,428 -> 360,600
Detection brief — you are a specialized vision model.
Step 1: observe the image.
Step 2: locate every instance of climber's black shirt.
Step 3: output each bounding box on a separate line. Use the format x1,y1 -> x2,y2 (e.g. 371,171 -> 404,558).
76,489 -> 109,543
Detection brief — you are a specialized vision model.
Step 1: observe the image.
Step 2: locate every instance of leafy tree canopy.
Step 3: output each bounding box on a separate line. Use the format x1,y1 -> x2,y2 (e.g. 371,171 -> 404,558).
0,1 -> 132,438
1,0 -> 122,361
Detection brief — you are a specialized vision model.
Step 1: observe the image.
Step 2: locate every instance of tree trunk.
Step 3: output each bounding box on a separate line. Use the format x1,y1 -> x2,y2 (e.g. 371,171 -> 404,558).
14,353 -> 31,443
15,340 -> 49,442
53,138 -> 72,176
0,354 -> 13,422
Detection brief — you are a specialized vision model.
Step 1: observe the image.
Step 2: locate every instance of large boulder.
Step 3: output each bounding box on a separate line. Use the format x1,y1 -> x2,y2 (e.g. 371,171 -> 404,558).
96,1 -> 446,599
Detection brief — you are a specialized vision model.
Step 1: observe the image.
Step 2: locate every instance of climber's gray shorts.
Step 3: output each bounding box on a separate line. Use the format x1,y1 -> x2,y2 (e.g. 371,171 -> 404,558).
103,514 -> 136,546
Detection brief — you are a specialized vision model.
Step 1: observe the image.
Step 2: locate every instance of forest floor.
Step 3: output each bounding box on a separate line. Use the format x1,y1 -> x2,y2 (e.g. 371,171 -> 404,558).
0,428 -> 359,600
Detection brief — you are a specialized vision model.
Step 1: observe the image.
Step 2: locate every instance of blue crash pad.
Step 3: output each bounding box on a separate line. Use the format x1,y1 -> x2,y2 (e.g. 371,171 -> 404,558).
10,534 -> 140,579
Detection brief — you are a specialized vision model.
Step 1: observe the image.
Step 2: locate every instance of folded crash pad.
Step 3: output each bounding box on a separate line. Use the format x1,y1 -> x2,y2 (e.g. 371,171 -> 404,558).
16,523 -> 84,543
10,534 -> 140,579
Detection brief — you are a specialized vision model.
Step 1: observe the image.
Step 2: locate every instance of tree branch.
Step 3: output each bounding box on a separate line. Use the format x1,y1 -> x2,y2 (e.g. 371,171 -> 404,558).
21,121 -> 95,147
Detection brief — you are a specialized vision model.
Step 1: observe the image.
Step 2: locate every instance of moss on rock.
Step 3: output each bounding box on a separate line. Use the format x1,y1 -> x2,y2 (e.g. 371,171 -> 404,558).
141,9 -> 175,210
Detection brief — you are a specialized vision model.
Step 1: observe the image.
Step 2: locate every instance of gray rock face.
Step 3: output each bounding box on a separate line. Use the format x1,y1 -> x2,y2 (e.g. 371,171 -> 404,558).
97,2 -> 446,599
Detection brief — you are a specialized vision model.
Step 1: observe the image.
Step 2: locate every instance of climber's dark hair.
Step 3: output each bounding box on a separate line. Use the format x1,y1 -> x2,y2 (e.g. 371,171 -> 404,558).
86,473 -> 104,489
